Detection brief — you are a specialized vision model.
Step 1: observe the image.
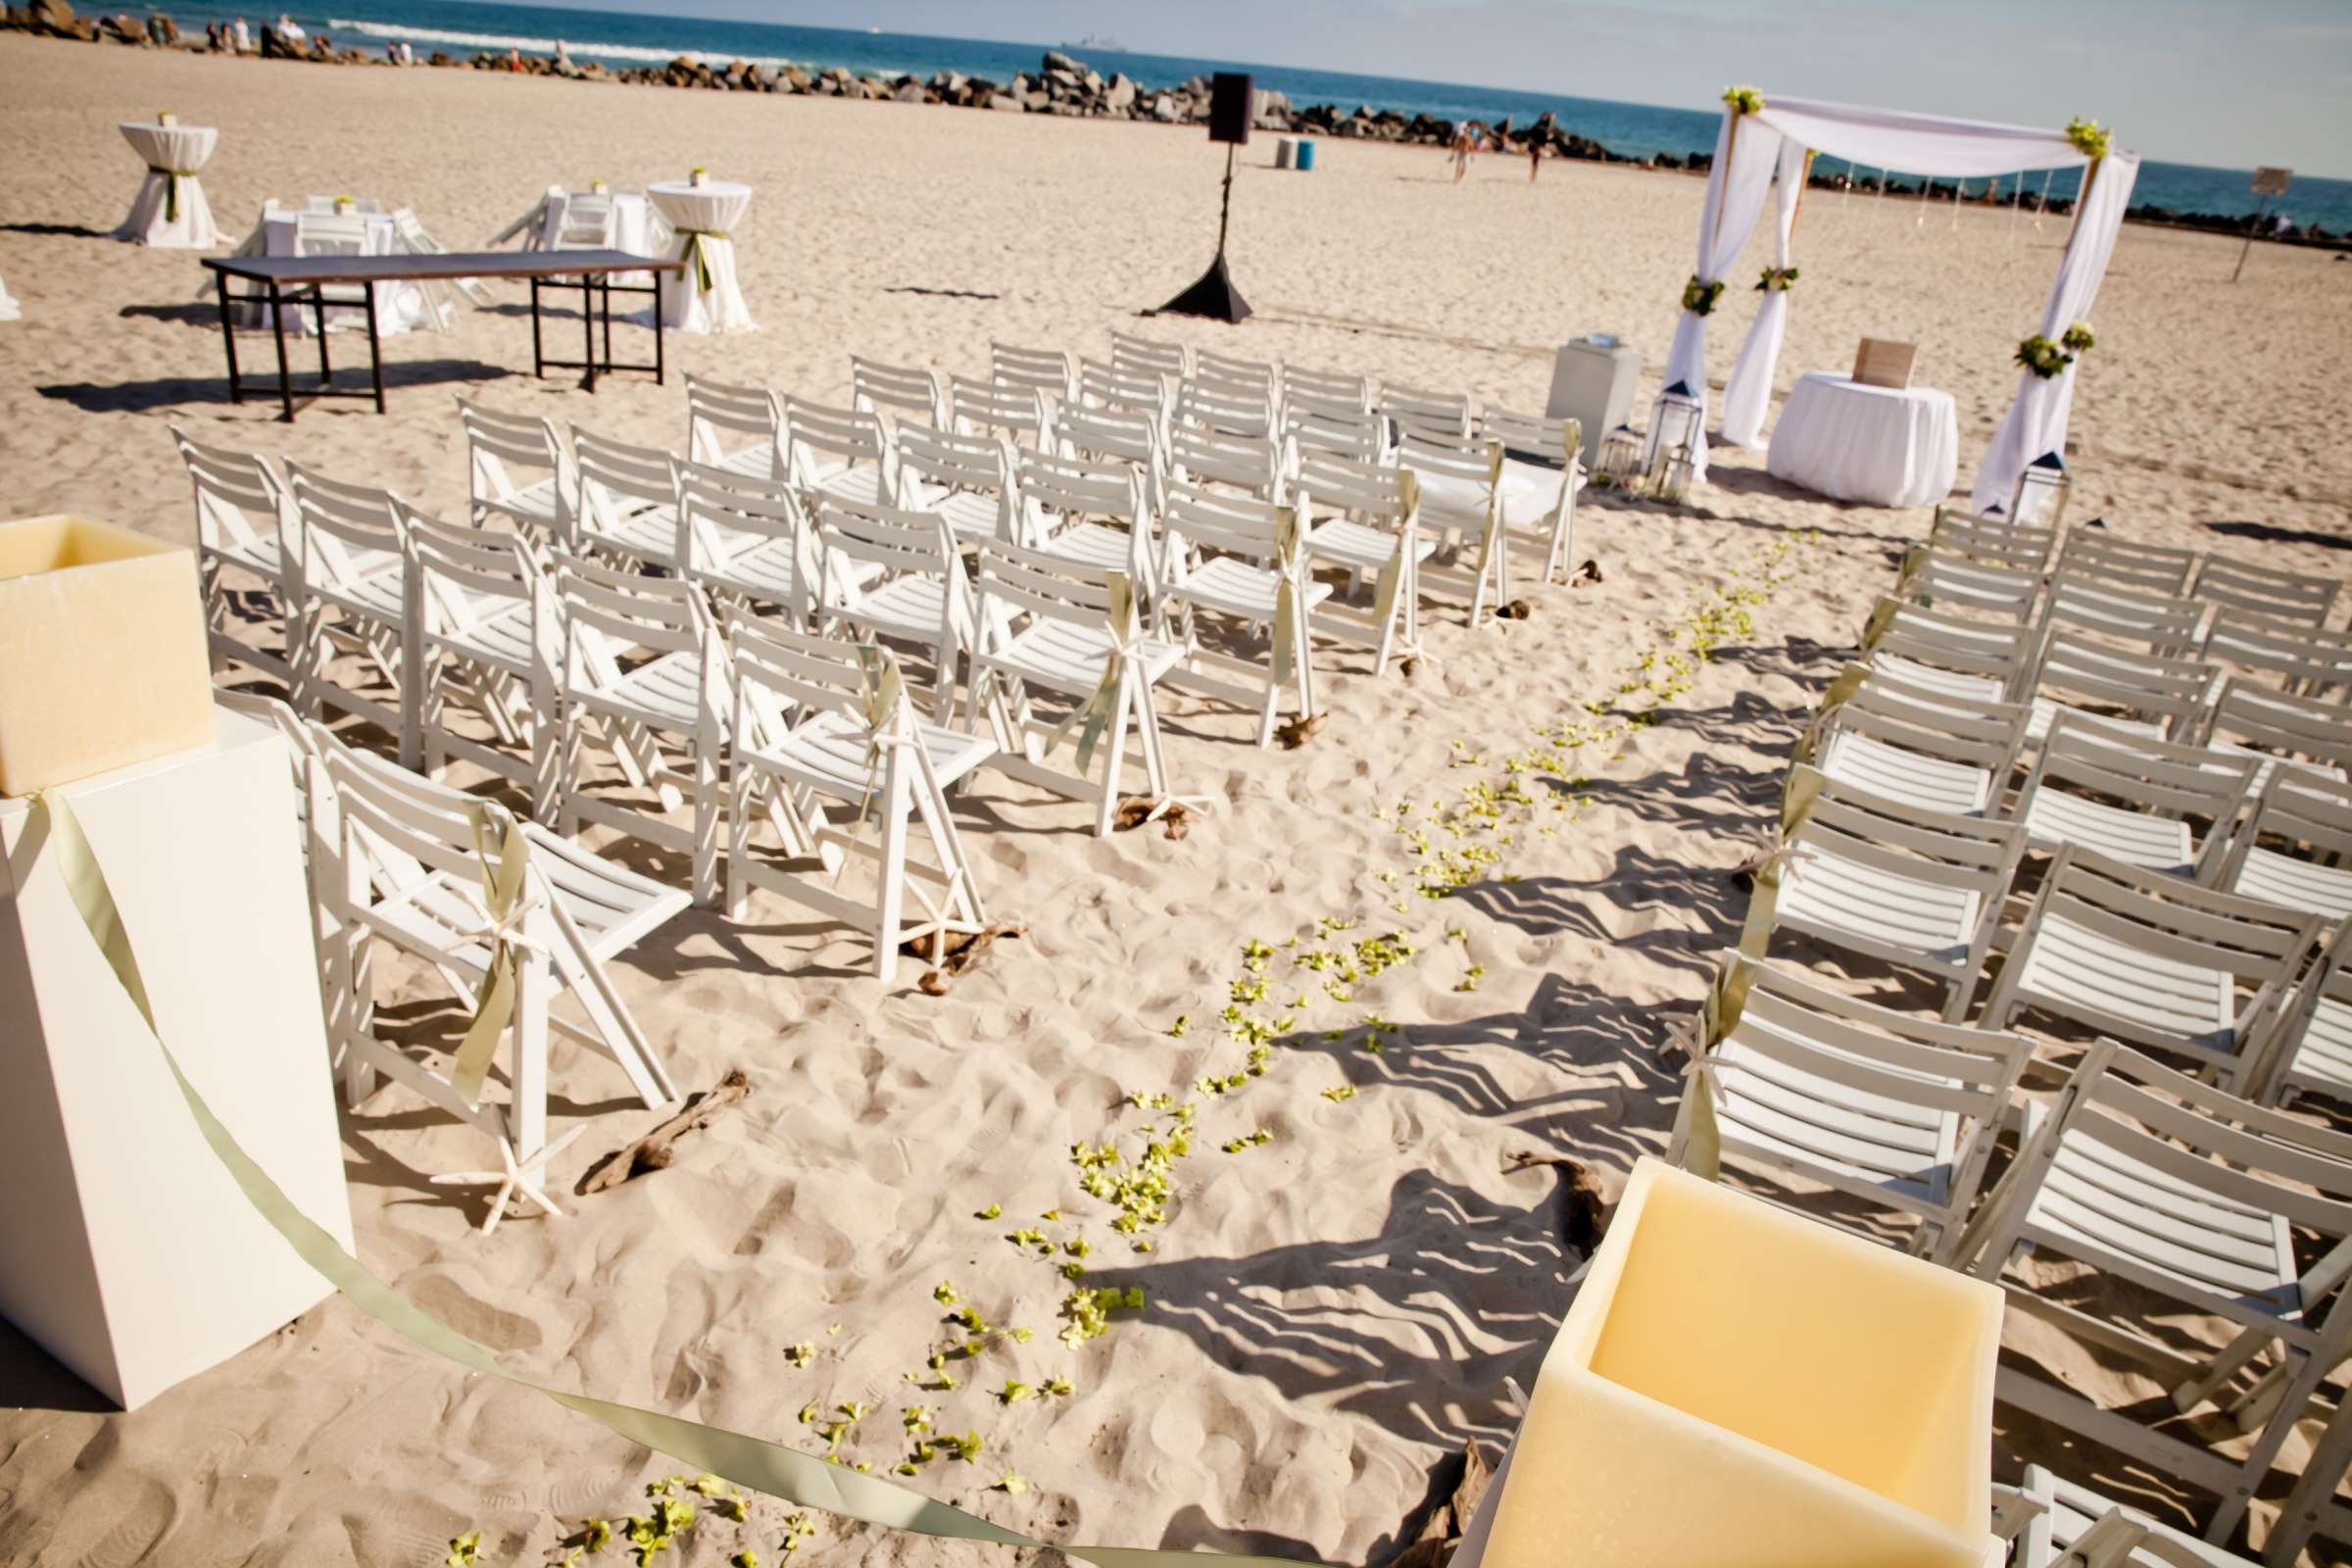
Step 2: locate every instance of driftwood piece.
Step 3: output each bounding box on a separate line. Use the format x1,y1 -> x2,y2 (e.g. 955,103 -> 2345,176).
1113,797 -> 1196,840
913,920 -> 1027,995
1506,1150 -> 1610,1253
578,1068 -> 751,1195
1275,710 -> 1327,750
1386,1439 -> 1495,1568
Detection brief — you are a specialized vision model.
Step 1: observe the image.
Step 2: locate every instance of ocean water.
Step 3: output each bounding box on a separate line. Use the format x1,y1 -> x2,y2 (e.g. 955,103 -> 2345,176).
161,0 -> 2352,232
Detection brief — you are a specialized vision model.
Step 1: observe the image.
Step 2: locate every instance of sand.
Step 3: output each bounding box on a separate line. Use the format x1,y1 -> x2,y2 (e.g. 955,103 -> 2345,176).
0,32 -> 2348,1568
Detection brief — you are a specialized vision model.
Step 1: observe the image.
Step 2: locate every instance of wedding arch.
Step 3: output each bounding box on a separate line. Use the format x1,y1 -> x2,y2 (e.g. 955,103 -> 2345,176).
1652,89 -> 2138,514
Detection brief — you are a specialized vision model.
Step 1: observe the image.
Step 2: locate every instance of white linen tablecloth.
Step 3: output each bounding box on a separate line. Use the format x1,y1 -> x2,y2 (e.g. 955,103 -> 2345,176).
1766,372 -> 1958,510
115,122 -> 220,248
645,178 -> 755,334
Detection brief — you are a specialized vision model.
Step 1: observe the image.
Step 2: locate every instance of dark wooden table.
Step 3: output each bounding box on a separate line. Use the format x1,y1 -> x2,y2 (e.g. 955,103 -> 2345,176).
200,250 -> 687,421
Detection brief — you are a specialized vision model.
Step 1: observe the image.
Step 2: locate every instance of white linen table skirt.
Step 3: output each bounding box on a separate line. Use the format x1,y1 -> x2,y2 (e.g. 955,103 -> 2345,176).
249,209 -> 434,336
645,178 -> 756,334
540,190 -> 657,283
1766,372 -> 1958,510
115,122 -> 220,248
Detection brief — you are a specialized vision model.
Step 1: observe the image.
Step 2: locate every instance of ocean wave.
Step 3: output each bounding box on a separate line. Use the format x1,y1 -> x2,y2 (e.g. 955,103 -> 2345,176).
324,18 -> 799,71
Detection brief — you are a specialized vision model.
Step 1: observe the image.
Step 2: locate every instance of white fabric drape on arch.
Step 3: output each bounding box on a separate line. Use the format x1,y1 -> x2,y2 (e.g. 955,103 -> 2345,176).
1649,112 -> 1783,478
1719,138 -> 1811,449
1649,93 -> 2131,508
1970,151 -> 2137,514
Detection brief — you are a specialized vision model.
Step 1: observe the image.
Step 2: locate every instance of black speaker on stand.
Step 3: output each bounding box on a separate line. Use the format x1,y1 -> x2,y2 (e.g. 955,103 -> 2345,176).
1155,72 -> 1254,323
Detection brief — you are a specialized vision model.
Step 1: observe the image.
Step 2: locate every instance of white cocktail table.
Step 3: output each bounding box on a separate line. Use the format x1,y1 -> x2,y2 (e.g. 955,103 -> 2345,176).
645,177 -> 756,334
115,120 -> 220,248
1767,371 -> 1958,510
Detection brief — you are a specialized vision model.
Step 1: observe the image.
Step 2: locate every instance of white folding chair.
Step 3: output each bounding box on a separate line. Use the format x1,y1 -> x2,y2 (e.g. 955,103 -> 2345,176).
1192,348 -> 1276,398
553,554 -> 729,906
1477,409 -> 1586,586
1075,357 -> 1174,432
1297,451 -> 1431,678
1865,596 -> 2040,706
457,396 -> 573,546
309,722 -> 681,1172
173,425 -> 298,686
724,616 -> 992,982
1812,675 -> 2028,817
894,421 -> 1018,548
989,341 -> 1076,407
1926,504 -> 2059,576
810,495 -> 973,718
1013,449 -> 1158,590
685,372 -> 782,480
1901,547 -> 2043,624
1398,427 -> 1511,628
1284,405 -> 1389,466
780,395 -> 895,507
2055,530 -> 2198,599
1171,376 -> 1275,441
2026,628 -> 2219,745
2199,679 -> 2352,789
570,425 -> 684,571
549,190 -> 615,251
2191,555 -> 2340,631
2008,714 -> 2258,879
1666,956 -> 2031,1262
2042,572 -> 2209,662
2216,771 -> 2352,922
947,373 -> 1048,446
1960,1041 -> 2352,1552
678,458 -> 840,627
1763,775 -> 2027,1020
391,204 -> 490,310
2000,1464 -> 2260,1566
1165,421 -> 1284,503
1379,382 -> 1473,441
1279,365 -> 1373,416
2257,916 -> 2352,1112
1108,329 -> 1189,383
965,541 -> 1184,837
1052,402 -> 1166,506
851,355 -> 947,432
1155,479 -> 1327,747
1981,844 -> 2323,1092
285,463 -> 419,764
403,505 -> 560,817
2201,610 -> 2352,705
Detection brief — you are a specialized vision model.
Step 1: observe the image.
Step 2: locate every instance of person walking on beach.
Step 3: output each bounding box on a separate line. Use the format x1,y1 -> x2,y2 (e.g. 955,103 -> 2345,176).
1529,111 -> 1554,182
1451,120 -> 1475,183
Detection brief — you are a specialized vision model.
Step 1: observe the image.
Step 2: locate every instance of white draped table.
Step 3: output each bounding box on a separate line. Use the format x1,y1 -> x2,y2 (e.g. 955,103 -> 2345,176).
115,121 -> 220,248
226,205 -> 438,336
1766,371 -> 1958,509
645,178 -> 755,334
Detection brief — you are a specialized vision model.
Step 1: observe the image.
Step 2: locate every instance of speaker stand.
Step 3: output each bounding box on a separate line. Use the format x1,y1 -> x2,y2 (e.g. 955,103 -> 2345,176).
1155,143 -> 1251,324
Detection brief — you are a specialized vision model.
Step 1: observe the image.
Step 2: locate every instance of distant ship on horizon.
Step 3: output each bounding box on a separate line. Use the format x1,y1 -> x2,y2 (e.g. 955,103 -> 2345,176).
1060,33 -> 1126,53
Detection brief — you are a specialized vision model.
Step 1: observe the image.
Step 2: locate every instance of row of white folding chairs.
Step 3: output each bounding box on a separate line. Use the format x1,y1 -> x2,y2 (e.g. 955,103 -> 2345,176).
1669,951 -> 2352,1563
1926,507 -> 2344,635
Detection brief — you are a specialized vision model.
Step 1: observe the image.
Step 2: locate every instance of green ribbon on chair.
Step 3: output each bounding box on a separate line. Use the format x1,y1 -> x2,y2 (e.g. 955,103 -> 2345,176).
1674,953 -> 1762,1183
1044,568 -> 1140,774
1859,593 -> 1905,652
448,803 -> 535,1109
1270,505 -> 1303,688
1732,762 -> 1827,963
25,787 -> 1330,1568
678,228 -> 726,294
149,165 -> 196,223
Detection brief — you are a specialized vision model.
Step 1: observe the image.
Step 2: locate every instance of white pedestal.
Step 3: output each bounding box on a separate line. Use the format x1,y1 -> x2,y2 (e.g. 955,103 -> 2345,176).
0,708 -> 352,1409
1544,338 -> 1642,469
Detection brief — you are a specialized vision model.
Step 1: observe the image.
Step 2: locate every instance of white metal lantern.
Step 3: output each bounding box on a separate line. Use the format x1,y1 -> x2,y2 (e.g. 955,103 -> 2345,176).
1595,423 -> 1644,488
1654,444 -> 1697,505
2009,450 -> 2071,527
1647,380 -> 1704,497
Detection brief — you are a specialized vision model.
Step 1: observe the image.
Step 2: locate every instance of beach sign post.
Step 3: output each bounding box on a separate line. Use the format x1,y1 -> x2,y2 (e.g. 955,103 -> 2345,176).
1156,72 -> 1255,323
2234,166 -> 2290,283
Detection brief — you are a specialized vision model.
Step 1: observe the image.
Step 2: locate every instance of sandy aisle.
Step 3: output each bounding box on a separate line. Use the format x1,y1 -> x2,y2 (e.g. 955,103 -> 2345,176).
0,34 -> 2347,1568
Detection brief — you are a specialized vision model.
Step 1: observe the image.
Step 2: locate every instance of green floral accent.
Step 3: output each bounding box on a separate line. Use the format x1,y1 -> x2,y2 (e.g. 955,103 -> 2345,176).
2060,321 -> 2095,353
2064,117 -> 2110,159
2015,334 -> 2075,379
1682,275 -> 1726,317
1756,266 -> 1799,292
1722,85 -> 1765,115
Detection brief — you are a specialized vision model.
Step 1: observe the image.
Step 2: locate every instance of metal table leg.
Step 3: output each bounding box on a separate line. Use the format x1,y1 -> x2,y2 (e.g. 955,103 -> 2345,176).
654,288 -> 666,386
313,286 -> 331,386
268,279 -> 294,422
364,279 -> 385,413
580,274 -> 596,393
215,272 -> 243,406
529,275 -> 545,377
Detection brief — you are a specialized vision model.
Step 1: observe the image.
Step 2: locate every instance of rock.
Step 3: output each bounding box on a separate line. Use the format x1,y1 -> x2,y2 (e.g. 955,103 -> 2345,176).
1102,72 -> 1135,113
893,79 -> 922,102
259,23 -> 305,57
1040,48 -> 1080,74
989,90 -> 1022,112
427,49 -> 451,65
97,12 -> 143,43
26,0 -> 76,37
780,64 -> 808,90
1021,89 -> 1048,111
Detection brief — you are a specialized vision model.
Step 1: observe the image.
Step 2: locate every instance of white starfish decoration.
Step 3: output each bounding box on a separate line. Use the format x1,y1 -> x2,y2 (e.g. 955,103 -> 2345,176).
430,1125 -> 584,1237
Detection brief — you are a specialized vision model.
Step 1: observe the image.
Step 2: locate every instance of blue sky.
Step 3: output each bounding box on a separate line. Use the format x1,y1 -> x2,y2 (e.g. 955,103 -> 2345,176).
511,0 -> 2352,174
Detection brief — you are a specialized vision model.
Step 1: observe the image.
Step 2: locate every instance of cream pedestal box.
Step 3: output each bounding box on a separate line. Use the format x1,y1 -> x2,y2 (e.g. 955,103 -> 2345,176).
0,707 -> 353,1409
1454,1158 -> 2002,1568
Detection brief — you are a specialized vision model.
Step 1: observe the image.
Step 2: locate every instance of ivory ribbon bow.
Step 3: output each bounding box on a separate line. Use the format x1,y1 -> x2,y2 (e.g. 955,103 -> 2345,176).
1791,661 -> 1875,767
1270,504 -> 1304,688
448,803 -> 534,1108
1369,469 -> 1422,646
27,788 -> 1327,1568
1670,953 -> 1762,1183
832,646 -> 909,886
1733,764 -> 1827,962
1054,568 -> 1140,772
